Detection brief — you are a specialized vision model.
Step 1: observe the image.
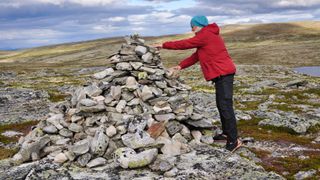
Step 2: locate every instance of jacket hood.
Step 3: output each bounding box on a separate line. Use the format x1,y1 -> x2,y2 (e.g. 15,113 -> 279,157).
202,23 -> 220,35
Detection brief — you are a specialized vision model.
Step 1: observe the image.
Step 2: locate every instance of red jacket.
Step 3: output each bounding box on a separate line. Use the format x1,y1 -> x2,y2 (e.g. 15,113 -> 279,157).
162,23 -> 236,81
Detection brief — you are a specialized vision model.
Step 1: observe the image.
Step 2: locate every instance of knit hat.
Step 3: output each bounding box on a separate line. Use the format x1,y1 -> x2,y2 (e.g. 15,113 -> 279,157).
190,15 -> 209,28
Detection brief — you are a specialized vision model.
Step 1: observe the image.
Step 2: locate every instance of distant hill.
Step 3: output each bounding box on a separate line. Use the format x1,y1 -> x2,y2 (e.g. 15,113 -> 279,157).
0,21 -> 319,71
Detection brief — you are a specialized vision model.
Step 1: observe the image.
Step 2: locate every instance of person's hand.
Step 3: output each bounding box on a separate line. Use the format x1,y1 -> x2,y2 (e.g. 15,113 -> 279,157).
150,43 -> 163,49
167,65 -> 181,78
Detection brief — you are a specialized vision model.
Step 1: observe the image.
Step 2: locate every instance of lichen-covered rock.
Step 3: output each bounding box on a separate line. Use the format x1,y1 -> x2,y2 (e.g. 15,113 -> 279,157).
121,131 -> 155,149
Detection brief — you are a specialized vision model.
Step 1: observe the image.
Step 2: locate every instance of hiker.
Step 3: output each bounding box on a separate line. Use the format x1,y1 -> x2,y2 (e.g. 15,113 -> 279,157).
152,15 -> 242,152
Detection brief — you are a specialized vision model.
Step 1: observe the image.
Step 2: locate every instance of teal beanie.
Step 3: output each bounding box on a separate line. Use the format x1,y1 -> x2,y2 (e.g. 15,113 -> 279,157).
190,15 -> 209,28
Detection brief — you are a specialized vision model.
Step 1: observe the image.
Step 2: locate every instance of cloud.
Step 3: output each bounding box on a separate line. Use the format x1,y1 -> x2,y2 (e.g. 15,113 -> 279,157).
0,0 -> 319,49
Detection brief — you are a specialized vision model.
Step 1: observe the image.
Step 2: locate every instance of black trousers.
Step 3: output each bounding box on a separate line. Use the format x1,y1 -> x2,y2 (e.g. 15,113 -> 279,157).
212,73 -> 238,142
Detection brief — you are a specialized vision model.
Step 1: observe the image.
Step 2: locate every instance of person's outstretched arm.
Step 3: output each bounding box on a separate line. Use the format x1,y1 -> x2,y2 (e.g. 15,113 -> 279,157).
162,33 -> 206,50
178,51 -> 199,69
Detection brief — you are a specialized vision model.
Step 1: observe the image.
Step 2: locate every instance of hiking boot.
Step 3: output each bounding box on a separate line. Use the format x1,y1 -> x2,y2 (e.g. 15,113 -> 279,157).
225,139 -> 242,153
213,133 -> 228,142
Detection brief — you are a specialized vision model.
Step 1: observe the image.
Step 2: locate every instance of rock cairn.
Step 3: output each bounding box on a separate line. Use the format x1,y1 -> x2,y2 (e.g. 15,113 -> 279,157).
13,35 -> 214,170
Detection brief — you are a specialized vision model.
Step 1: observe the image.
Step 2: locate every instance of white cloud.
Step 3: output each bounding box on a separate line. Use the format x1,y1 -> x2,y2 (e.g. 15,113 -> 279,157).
107,16 -> 126,22
275,0 -> 320,7
92,24 -> 120,33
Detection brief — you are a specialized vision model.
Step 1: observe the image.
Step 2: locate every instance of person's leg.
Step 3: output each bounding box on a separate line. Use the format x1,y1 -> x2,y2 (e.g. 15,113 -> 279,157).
214,74 -> 238,143
215,84 -> 227,135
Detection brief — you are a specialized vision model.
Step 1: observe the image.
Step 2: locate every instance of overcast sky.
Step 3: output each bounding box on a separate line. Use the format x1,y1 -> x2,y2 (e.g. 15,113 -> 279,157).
0,0 -> 319,50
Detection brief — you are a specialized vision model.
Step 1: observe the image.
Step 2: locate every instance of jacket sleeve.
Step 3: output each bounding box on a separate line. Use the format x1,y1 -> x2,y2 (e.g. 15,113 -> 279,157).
162,33 -> 206,50
178,51 -> 199,69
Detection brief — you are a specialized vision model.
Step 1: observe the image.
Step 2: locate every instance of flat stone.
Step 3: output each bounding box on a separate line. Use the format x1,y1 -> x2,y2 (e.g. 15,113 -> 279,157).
135,46 -> 147,55
104,95 -> 114,105
121,131 -> 155,149
56,138 -> 71,145
125,76 -> 139,90
140,66 -> 156,74
71,115 -> 83,123
87,157 -> 107,168
147,121 -> 166,139
43,125 -> 58,134
59,128 -> 73,138
186,119 -> 214,128
116,62 -> 132,71
68,123 -> 83,133
54,153 -> 68,163
93,68 -> 114,79
79,104 -> 106,113
127,98 -> 140,106
154,113 -> 175,121
70,138 -> 90,155
149,155 -> 176,172
79,99 -> 98,107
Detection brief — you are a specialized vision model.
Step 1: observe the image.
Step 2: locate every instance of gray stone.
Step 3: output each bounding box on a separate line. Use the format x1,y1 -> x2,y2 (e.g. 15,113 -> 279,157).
106,125 -> 117,137
71,115 -> 83,123
154,113 -> 176,121
108,112 -> 123,122
104,95 -> 114,105
79,104 -> 105,113
116,100 -> 126,113
116,62 -> 132,71
140,85 -> 154,101
286,80 -> 308,88
93,68 -> 114,79
135,46 -> 147,55
79,99 -> 98,107
142,52 -> 153,63
186,118 -> 214,128
59,128 -> 73,138
46,114 -> 64,130
68,123 -> 83,133
166,121 -> 183,136
84,84 -> 102,97
161,140 -> 182,157
110,86 -> 122,100
43,125 -> 58,134
149,155 -> 176,172
124,76 -> 139,90
115,147 -> 158,168
54,153 -> 68,163
294,169 -> 316,180
121,91 -> 135,102
121,131 -> 155,149
153,101 -> 172,114
70,138 -> 90,155
127,98 -> 140,106
13,135 -> 51,163
128,116 -> 147,133
91,127 -> 109,156
77,153 -> 92,167
87,157 -> 107,168
129,62 -> 143,70
140,66 -> 156,74
55,138 -> 71,145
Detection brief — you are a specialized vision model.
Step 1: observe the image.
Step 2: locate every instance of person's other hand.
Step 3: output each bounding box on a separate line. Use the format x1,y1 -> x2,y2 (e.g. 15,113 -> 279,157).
150,43 -> 163,49
167,65 -> 181,78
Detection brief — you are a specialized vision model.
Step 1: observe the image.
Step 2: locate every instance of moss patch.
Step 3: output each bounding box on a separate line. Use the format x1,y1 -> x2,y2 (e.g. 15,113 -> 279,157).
0,121 -> 38,144
237,118 -> 320,149
0,148 -> 18,160
250,148 -> 320,179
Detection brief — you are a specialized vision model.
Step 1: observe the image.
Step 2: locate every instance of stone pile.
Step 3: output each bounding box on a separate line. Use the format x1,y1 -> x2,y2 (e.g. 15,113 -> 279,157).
12,34 -> 215,172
